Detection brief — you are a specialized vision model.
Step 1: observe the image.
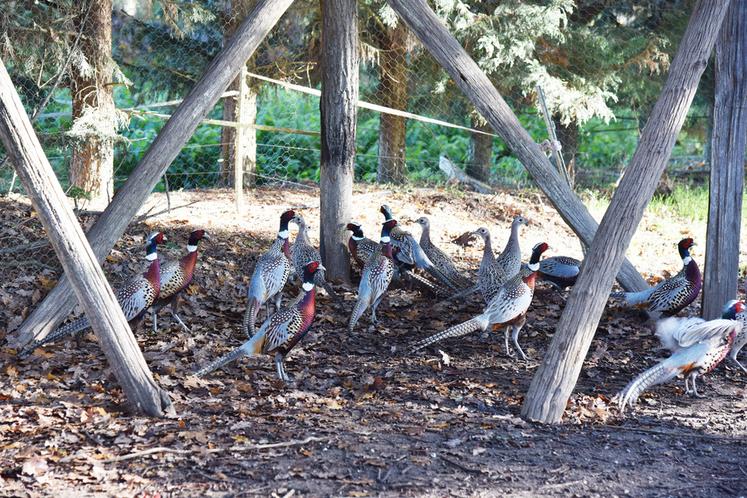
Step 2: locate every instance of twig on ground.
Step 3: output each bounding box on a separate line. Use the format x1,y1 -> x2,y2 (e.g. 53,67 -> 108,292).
101,435 -> 324,464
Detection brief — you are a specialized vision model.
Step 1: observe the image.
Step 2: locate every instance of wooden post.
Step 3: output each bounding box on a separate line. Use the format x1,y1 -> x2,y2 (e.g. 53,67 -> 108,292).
702,0 -> 747,319
9,0 -> 295,349
522,0 -> 729,423
0,59 -> 172,417
234,64 -> 248,213
319,0 -> 357,284
385,0 -> 648,293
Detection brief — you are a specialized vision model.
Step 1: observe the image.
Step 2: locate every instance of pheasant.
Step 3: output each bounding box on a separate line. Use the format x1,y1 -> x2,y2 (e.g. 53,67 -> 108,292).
379,204 -> 460,291
18,232 -> 166,359
616,311 -> 742,413
290,214 -> 338,301
244,210 -> 295,338
415,216 -> 472,289
412,242 -> 549,360
610,238 -> 702,319
348,220 -> 397,332
346,222 -> 379,269
447,216 -> 529,304
196,260 -> 324,383
347,221 -> 446,297
722,300 -> 747,372
537,255 -> 581,290
151,229 -> 209,333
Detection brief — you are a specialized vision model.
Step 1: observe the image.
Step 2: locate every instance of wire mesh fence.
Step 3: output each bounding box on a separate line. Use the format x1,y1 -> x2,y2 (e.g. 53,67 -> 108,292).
0,0 -> 712,335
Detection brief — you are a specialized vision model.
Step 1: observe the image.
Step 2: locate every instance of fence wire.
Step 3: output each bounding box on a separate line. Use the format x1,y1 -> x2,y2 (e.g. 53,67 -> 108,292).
0,1 -> 708,334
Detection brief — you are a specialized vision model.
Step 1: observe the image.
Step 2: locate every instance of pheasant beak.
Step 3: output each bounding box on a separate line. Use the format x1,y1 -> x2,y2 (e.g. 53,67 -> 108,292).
319,264 -> 327,272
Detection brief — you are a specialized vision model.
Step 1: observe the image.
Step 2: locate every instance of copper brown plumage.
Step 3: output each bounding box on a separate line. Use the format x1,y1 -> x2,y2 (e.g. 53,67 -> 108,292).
616,311 -> 742,413
610,238 -> 702,319
196,261 -> 324,383
18,232 -> 167,359
348,220 -> 397,332
244,210 -> 295,338
151,229 -> 209,333
412,242 -> 549,360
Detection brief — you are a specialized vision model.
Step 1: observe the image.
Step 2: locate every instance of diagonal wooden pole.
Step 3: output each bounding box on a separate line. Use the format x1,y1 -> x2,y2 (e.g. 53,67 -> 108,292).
0,58 -> 172,417
385,0 -> 648,294
9,0 -> 296,349
522,0 -> 730,423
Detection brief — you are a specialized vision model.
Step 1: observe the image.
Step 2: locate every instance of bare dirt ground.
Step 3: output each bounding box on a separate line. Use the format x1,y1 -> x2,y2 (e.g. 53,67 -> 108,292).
1,185 -> 746,497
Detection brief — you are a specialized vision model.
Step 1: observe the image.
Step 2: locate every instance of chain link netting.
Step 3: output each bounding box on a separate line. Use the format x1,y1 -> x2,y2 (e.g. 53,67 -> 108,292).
0,1 -> 709,334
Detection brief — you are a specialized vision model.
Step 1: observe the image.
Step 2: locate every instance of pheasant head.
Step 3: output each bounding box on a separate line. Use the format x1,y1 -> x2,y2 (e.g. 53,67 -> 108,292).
415,216 -> 430,229
278,210 -> 295,239
145,231 -> 166,260
346,222 -> 364,239
528,242 -> 549,271
187,229 -> 209,251
722,300 -> 746,319
471,227 -> 490,241
381,219 -> 397,243
512,215 -> 529,228
677,237 -> 695,261
301,260 -> 325,291
380,204 -> 395,221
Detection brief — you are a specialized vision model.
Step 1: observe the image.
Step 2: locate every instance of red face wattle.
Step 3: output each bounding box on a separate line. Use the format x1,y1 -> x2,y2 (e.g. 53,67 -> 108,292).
281,210 -> 295,224
154,232 -> 165,244
305,261 -> 320,274
383,219 -> 397,230
678,238 -> 694,250
736,301 -> 746,314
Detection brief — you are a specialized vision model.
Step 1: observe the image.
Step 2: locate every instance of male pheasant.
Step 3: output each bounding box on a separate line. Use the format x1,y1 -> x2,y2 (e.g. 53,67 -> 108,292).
346,222 -> 379,269
18,232 -> 166,359
722,300 -> 747,372
348,220 -> 397,333
290,214 -> 338,300
244,210 -> 295,337
151,229 -> 209,333
412,242 -> 549,360
379,204 -> 460,291
196,260 -> 324,383
415,216 -> 472,289
610,238 -> 701,319
616,310 -> 742,413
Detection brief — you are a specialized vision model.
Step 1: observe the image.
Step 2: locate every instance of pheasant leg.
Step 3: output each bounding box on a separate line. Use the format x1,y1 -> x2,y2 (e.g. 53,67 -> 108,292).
504,326 -> 515,358
511,324 -> 528,361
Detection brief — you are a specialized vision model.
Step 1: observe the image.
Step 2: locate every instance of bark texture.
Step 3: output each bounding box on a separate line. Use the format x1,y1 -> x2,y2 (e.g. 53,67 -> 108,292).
221,0 -> 258,189
319,0 -> 357,283
376,22 -> 408,184
702,0 -> 747,319
521,0 -> 730,423
70,0 -> 115,208
0,59 -> 171,417
10,0 -> 295,348
467,117 -> 492,183
385,0 -> 648,292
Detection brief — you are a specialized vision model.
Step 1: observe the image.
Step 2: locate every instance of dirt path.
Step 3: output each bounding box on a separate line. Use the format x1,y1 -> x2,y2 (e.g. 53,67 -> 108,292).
1,186 -> 746,497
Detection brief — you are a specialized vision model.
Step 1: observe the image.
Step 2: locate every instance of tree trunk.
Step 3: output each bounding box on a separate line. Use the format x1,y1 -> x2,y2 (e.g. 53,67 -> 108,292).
466,117 -> 492,183
221,0 -> 258,189
319,0 -> 357,284
385,0 -> 649,293
702,0 -> 747,319
9,0 -> 295,349
376,22 -> 408,184
0,59 -> 172,417
521,0 -> 729,424
69,0 -> 115,209
553,116 -> 578,186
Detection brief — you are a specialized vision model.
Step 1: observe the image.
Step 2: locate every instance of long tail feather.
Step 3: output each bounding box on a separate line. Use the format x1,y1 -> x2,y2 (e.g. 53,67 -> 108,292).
243,297 -> 261,338
411,314 -> 490,352
617,359 -> 680,412
348,289 -> 371,333
196,333 -> 263,377
439,284 -> 479,304
17,317 -> 90,359
403,270 -> 449,297
610,287 -> 655,306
